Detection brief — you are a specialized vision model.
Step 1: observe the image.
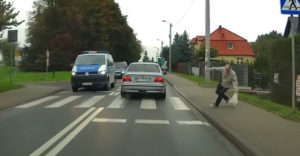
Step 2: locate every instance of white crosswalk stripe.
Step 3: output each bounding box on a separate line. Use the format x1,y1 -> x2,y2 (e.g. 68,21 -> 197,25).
140,99 -> 156,109
135,119 -> 170,125
16,96 -> 60,108
113,92 -> 120,96
93,118 -> 127,123
109,92 -> 114,96
75,96 -> 104,108
169,97 -> 190,110
45,96 -> 81,108
107,96 -> 128,108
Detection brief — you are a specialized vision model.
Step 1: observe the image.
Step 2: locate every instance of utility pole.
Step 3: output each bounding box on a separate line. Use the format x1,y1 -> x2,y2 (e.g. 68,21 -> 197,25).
205,0 -> 211,82
290,15 -> 296,111
162,20 -> 172,72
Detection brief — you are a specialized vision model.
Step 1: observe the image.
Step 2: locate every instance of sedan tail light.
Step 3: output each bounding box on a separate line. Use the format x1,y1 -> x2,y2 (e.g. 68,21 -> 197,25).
123,77 -> 131,82
155,77 -> 164,83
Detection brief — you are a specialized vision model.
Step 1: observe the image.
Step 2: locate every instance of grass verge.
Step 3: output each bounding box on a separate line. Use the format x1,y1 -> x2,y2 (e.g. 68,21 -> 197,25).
0,66 -> 71,93
175,72 -> 300,122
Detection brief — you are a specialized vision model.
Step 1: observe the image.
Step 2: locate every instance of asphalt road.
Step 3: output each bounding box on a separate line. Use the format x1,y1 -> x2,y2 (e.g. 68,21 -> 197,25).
0,80 -> 243,156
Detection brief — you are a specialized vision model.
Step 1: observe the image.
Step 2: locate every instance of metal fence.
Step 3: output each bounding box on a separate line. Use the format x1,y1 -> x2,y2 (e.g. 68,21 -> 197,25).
191,61 -> 250,87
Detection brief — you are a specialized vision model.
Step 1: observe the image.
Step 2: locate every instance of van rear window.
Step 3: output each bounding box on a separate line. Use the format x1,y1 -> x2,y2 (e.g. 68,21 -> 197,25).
75,55 -> 106,65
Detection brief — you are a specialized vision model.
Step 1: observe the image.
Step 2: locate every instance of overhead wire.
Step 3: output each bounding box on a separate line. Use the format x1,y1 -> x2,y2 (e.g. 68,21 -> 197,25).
174,0 -> 195,26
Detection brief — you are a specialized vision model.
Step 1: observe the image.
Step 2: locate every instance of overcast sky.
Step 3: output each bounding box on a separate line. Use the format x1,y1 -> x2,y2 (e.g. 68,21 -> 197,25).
3,0 -> 290,59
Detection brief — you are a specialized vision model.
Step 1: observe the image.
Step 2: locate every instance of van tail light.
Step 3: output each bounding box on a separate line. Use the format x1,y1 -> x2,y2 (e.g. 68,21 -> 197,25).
155,77 -> 164,83
123,77 -> 131,82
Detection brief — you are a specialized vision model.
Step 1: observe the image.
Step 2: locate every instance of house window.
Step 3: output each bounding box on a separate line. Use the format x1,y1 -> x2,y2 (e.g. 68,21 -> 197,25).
228,42 -> 234,49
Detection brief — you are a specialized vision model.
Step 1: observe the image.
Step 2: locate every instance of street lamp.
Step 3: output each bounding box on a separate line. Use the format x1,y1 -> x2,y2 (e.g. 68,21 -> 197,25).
157,39 -> 164,57
162,20 -> 172,72
154,47 -> 159,61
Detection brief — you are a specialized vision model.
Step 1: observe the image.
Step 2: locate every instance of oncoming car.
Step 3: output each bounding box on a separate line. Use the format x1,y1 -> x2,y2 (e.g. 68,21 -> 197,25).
114,61 -> 128,79
121,62 -> 166,98
71,51 -> 115,92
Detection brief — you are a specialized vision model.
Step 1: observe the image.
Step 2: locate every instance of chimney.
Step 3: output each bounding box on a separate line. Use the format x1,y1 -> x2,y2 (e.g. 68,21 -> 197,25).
219,25 -> 222,29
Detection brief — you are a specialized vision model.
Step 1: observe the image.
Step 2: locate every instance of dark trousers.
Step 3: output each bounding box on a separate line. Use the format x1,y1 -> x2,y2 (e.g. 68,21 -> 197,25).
215,83 -> 229,106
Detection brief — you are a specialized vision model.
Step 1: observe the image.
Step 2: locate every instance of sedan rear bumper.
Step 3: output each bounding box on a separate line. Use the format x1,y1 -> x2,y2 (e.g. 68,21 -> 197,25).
121,84 -> 166,94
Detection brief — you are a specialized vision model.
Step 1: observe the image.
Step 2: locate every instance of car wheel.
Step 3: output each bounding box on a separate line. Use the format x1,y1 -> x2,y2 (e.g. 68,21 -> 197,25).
158,93 -> 166,99
121,92 -> 126,98
104,80 -> 110,91
72,86 -> 78,92
111,79 -> 115,88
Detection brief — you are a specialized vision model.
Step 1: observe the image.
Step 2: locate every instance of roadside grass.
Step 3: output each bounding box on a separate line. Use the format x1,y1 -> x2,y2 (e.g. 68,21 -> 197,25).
0,66 -> 71,93
175,72 -> 300,122
174,72 -> 219,87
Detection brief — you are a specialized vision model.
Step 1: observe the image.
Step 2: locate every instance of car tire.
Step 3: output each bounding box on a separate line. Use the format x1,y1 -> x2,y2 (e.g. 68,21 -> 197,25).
111,79 -> 115,88
121,92 -> 126,98
158,93 -> 166,99
104,80 -> 110,91
72,86 -> 78,92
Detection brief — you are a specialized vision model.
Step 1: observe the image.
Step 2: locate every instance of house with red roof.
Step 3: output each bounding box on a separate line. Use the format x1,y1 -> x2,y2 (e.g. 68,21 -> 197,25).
192,26 -> 255,64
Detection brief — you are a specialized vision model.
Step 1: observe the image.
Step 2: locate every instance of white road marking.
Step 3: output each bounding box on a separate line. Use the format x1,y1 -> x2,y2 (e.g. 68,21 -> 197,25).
46,107 -> 104,156
169,97 -> 190,110
135,119 -> 169,125
16,96 -> 59,108
114,92 -> 120,96
29,107 -> 96,156
75,96 -> 104,108
93,118 -> 126,123
109,92 -> 114,96
107,96 -> 128,108
140,99 -> 156,109
44,96 -> 81,108
177,120 -> 204,125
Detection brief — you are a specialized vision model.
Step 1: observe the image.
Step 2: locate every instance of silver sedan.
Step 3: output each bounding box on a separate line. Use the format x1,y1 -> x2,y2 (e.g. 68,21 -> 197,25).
121,62 -> 166,98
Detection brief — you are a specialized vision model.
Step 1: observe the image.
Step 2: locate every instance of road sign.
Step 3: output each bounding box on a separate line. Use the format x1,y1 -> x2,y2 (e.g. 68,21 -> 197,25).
7,30 -> 18,42
297,75 -> 300,98
281,0 -> 300,14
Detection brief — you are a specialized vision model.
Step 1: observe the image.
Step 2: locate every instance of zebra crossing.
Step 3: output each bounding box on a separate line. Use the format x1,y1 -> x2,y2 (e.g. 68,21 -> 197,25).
15,93 -> 192,111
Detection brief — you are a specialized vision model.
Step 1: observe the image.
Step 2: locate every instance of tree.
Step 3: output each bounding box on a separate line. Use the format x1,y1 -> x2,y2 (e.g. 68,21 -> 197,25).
22,0 -> 142,71
171,30 -> 193,69
142,51 -> 150,62
0,40 -> 17,66
0,0 -> 24,37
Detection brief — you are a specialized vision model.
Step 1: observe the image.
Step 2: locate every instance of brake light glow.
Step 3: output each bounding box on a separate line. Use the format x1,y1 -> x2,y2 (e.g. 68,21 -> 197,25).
155,77 -> 164,82
123,77 -> 131,82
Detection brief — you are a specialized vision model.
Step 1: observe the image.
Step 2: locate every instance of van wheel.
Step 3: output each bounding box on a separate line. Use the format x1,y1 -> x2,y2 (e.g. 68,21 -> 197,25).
111,80 -> 115,88
104,80 -> 110,91
72,86 -> 78,92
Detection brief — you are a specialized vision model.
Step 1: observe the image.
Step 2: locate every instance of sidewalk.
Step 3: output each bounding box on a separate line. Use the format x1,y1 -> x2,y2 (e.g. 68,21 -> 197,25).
166,73 -> 300,156
0,82 -> 65,110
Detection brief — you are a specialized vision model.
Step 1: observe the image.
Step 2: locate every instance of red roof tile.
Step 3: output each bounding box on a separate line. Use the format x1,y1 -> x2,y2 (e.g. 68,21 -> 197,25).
192,26 -> 255,56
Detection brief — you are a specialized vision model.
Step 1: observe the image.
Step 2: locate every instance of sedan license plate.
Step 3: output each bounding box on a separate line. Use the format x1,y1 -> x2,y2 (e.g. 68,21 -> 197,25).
82,82 -> 92,86
137,78 -> 150,82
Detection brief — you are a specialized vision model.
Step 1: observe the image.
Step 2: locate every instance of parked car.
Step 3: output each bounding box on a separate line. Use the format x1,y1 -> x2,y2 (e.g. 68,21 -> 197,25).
121,62 -> 166,98
71,51 -> 115,92
114,61 -> 128,79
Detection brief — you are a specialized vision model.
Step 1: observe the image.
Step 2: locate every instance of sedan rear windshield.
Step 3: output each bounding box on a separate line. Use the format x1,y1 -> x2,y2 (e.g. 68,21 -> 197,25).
75,55 -> 106,65
127,64 -> 160,73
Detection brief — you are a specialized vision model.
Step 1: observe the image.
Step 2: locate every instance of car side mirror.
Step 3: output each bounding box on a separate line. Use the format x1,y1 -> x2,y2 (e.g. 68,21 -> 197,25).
70,63 -> 74,67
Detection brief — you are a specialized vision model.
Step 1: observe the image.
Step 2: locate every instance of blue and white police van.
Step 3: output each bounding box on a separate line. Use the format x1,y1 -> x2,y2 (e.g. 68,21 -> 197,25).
71,51 -> 115,92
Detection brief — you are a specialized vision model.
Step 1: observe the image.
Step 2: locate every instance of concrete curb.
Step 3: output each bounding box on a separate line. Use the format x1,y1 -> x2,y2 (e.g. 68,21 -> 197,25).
166,79 -> 264,156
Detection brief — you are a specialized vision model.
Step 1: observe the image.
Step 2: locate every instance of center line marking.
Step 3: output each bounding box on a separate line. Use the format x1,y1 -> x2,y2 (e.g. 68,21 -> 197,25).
93,118 -> 126,123
135,119 -> 169,125
140,99 -> 156,109
29,107 -> 96,156
46,107 -> 104,156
